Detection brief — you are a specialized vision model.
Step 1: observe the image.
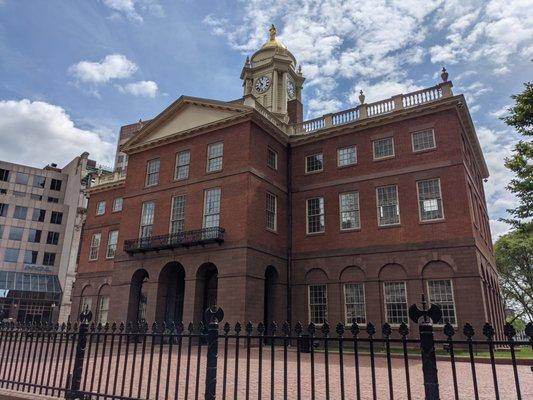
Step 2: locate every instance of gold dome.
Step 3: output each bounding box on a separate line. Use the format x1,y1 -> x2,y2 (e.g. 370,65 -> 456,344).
261,24 -> 287,50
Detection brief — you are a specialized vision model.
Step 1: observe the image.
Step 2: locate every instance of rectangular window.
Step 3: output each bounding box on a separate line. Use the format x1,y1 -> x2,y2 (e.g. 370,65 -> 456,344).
377,185 -> 400,226
96,201 -> 106,215
24,250 -> 38,265
0,203 -> 7,217
344,283 -> 366,324
4,248 -> 19,263
146,159 -> 160,186
32,209 -> 46,222
15,172 -> 29,185
13,206 -> 28,220
8,227 -> 24,241
47,196 -> 59,203
337,146 -> 357,167
417,179 -> 444,221
0,225 -> 3,238
412,129 -> 436,152
266,192 -> 277,231
106,230 -> 118,258
267,148 -> 278,170
89,233 -> 101,260
33,175 -> 46,188
428,280 -> 456,325
46,231 -> 60,245
203,188 -> 221,228
207,142 -> 223,172
50,179 -> 62,191
306,197 -> 325,234
43,252 -> 56,266
30,194 -> 43,201
98,296 -> 110,325
13,191 -> 26,198
175,150 -> 190,180
113,197 -> 123,212
339,192 -> 360,230
170,195 -> 186,234
384,282 -> 408,325
28,229 -> 42,243
0,169 -> 9,182
373,137 -> 394,159
305,153 -> 323,173
0,189 -> 6,195
140,202 -> 155,238
308,284 -> 328,324
50,211 -> 63,225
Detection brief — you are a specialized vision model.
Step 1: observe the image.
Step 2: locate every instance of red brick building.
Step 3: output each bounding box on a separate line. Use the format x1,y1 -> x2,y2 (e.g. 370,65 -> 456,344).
71,26 -> 504,335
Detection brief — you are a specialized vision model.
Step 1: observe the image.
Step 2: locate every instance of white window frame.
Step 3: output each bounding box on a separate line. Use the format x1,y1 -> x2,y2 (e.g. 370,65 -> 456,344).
343,283 -> 366,325
106,230 -> 118,259
266,192 -> 277,232
427,279 -> 457,326
112,197 -> 123,212
306,197 -> 325,234
372,137 -> 395,160
376,185 -> 400,227
383,281 -> 409,326
170,195 -> 187,234
337,146 -> 357,167
308,284 -> 328,325
175,150 -> 191,180
140,201 -> 155,238
411,129 -> 436,152
96,201 -> 106,216
417,179 -> 445,222
206,142 -> 224,173
97,296 -> 109,325
339,192 -> 360,231
146,159 -> 160,187
267,147 -> 278,170
89,233 -> 101,261
203,188 -> 221,228
305,153 -> 324,174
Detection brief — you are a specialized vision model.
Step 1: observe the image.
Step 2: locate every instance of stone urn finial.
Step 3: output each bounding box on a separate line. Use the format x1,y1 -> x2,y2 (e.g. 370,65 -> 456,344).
245,56 -> 251,67
358,89 -> 365,104
297,64 -> 302,75
440,67 -> 449,82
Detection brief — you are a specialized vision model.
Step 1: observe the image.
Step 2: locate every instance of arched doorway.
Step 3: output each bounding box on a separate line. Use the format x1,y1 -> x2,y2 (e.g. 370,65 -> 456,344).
264,266 -> 278,329
156,262 -> 185,324
195,263 -> 218,327
128,269 -> 149,323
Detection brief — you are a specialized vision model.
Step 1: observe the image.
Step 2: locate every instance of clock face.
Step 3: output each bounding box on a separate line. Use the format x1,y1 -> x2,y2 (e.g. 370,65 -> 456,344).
254,76 -> 271,93
287,80 -> 296,99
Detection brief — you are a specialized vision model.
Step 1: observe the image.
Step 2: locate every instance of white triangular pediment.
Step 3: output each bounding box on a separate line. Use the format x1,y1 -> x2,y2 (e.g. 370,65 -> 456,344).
131,102 -> 245,147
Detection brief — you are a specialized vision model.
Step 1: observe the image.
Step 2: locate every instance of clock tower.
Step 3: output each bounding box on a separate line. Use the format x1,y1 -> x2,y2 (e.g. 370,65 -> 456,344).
241,25 -> 305,123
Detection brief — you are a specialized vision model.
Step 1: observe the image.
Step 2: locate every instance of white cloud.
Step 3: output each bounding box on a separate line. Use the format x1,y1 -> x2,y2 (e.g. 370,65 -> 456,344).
101,0 -> 163,23
0,99 -> 115,167
118,80 -> 158,98
69,54 -> 138,84
349,79 -> 424,104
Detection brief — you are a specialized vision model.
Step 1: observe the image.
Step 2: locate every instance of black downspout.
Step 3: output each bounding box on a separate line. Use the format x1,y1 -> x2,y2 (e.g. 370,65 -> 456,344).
286,143 -> 293,327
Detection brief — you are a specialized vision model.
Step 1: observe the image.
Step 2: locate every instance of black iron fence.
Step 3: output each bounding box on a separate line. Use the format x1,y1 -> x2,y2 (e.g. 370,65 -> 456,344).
0,304 -> 531,400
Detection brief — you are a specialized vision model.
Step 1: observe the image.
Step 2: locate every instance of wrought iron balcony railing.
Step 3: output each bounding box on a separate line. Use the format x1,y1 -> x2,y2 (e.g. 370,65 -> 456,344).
123,227 -> 225,254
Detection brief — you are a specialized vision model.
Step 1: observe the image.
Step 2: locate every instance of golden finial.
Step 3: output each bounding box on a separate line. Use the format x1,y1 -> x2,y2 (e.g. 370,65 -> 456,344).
269,24 -> 277,41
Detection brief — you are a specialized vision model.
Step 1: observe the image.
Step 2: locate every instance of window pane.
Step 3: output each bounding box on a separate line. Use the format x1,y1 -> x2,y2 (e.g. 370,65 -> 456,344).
384,282 -> 408,324
176,151 -> 190,180
107,230 -> 118,258
32,209 -> 46,222
89,233 -> 101,260
307,197 -> 325,233
377,186 -> 399,226
113,197 -> 123,212
309,284 -> 328,324
43,252 -> 56,266
96,201 -> 106,215
50,179 -> 62,191
0,169 -> 10,182
305,153 -> 323,173
9,227 -> 24,241
412,129 -> 436,151
266,193 -> 277,231
338,146 -> 357,167
170,195 -> 186,234
340,192 -> 360,230
146,159 -> 160,186
267,148 -> 278,169
14,206 -> 28,220
33,175 -> 46,188
428,280 -> 456,325
203,188 -> 221,228
4,248 -> 20,263
344,283 -> 366,324
418,179 -> 443,221
15,172 -> 29,185
373,137 -> 394,159
0,203 -> 7,217
140,202 -> 155,238
207,143 -> 223,172
24,250 -> 38,264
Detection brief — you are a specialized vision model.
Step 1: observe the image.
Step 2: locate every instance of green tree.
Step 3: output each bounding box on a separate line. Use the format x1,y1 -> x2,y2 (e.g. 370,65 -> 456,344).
494,230 -> 533,321
500,82 -> 533,232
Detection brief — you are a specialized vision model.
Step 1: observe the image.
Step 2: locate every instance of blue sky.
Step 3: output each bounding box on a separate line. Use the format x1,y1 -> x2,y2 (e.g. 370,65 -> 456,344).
0,0 -> 532,240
